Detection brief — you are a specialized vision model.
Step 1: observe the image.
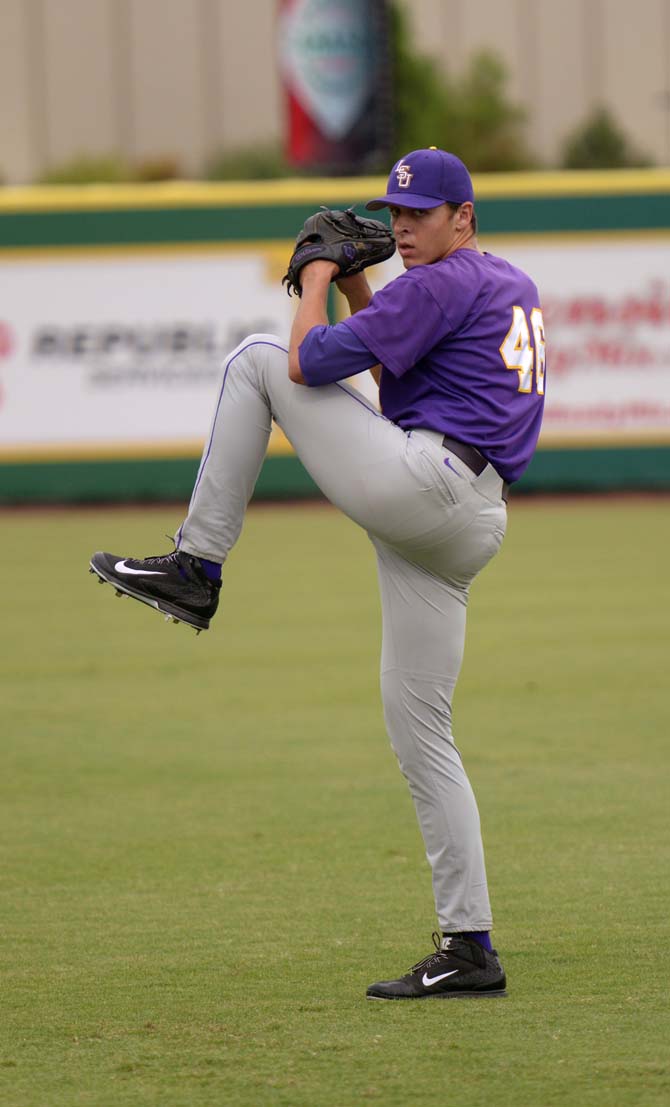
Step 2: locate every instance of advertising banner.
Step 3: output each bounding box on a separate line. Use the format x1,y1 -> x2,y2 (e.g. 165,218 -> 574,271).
2,233 -> 669,466
278,0 -> 392,172
0,247 -> 294,458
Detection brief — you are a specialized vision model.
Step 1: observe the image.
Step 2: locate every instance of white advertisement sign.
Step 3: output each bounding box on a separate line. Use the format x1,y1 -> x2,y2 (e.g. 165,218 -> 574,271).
2,235 -> 669,459
0,247 -> 294,457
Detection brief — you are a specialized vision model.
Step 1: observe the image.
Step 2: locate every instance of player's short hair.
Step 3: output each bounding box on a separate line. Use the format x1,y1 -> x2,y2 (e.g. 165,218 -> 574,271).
447,202 -> 477,234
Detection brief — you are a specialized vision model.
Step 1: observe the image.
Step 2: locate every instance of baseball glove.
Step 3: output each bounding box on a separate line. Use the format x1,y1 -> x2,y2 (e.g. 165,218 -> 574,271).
282,207 -> 396,297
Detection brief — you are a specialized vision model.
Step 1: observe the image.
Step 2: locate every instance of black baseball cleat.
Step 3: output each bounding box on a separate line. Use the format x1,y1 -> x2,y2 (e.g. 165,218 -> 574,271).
366,933 -> 507,1000
89,549 -> 221,632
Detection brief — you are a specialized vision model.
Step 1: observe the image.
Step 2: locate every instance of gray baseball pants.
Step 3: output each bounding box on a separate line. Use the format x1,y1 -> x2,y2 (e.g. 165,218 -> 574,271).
176,336 -> 507,932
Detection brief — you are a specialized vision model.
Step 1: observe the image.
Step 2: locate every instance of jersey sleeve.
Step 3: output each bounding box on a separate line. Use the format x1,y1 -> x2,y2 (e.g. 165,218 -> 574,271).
344,272 -> 453,377
298,321 -> 380,386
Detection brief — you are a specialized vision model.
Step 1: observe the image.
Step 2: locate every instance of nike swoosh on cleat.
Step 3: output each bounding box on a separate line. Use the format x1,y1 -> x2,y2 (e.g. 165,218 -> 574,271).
422,970 -> 459,987
114,560 -> 168,576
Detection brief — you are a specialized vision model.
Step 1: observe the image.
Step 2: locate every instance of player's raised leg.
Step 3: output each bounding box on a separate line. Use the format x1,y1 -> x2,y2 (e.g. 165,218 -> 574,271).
174,334 -> 408,561
88,334 -> 286,630
90,333 -> 424,627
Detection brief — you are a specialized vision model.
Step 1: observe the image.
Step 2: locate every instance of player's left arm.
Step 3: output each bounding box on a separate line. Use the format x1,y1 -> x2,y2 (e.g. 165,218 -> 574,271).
288,260 -> 338,383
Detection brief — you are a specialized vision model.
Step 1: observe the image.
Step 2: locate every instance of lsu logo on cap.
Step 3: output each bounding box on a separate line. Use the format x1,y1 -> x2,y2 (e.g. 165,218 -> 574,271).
395,163 -> 413,188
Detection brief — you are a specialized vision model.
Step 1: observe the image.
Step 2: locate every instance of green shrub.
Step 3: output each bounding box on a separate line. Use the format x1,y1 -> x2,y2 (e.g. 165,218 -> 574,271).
38,154 -> 133,185
205,143 -> 289,181
561,106 -> 653,169
134,155 -> 183,182
37,153 -> 187,185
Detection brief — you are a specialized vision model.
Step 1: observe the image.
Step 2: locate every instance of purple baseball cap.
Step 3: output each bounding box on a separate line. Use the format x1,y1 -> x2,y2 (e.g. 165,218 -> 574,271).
366,148 -> 474,210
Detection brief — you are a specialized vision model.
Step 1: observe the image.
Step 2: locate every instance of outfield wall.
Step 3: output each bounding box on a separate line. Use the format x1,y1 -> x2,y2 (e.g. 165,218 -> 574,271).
1,169 -> 670,502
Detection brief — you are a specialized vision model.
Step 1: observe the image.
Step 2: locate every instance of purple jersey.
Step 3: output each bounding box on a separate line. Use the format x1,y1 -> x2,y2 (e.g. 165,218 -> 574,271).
300,249 -> 545,483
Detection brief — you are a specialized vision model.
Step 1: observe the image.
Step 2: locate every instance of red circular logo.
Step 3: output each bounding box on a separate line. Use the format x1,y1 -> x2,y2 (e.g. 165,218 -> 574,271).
0,322 -> 13,358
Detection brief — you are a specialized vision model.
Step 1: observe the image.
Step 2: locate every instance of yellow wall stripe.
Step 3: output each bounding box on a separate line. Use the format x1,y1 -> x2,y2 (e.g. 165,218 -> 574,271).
1,167 -> 669,214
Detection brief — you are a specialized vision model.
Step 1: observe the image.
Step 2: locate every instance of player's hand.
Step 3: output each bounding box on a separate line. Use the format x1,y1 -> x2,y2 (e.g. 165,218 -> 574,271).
300,259 -> 340,284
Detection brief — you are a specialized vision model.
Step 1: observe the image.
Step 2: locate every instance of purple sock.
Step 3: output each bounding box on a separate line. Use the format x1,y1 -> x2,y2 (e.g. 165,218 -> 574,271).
444,931 -> 493,952
466,931 -> 493,951
198,557 -> 222,582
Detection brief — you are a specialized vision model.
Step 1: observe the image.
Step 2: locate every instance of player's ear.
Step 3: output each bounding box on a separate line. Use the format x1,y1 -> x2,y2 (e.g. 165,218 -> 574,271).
456,202 -> 474,230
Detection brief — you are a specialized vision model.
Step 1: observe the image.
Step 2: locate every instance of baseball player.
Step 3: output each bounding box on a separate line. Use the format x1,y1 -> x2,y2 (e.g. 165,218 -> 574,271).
91,148 -> 545,999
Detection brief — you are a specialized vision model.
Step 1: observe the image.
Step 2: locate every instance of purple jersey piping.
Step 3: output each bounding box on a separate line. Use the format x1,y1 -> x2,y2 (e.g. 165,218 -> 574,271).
175,338 -> 388,548
334,379 -> 389,419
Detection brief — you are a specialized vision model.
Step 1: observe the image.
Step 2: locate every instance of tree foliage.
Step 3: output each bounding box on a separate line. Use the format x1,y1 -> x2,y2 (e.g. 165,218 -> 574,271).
38,155 -> 132,185
205,144 -> 288,181
560,107 -> 653,169
38,153 -> 183,185
388,3 -> 534,171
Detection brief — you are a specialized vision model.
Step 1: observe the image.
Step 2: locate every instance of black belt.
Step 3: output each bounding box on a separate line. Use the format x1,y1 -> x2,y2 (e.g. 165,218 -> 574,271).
441,435 -> 509,503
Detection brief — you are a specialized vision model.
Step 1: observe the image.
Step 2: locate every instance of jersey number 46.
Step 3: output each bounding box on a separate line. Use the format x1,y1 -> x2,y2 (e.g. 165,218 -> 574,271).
500,306 -> 546,395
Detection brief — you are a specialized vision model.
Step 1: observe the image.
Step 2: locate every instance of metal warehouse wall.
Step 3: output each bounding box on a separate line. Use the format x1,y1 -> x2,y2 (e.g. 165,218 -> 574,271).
0,0 -> 668,185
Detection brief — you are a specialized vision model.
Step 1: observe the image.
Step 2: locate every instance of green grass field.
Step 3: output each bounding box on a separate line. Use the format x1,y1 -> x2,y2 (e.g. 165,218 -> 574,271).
2,497 -> 669,1107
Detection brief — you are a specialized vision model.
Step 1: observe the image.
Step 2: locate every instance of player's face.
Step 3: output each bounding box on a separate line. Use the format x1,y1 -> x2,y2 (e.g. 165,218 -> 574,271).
388,203 -> 464,268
